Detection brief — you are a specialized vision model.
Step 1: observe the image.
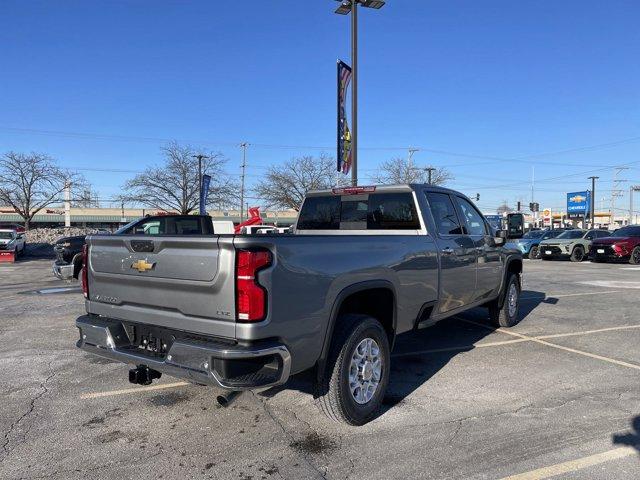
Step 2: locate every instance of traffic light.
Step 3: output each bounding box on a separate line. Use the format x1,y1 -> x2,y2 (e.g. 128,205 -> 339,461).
517,201 -> 521,211
475,193 -> 480,201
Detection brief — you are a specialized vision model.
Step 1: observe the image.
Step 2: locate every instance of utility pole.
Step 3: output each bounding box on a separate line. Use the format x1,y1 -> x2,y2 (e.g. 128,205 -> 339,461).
192,154 -> 209,215
407,148 -> 419,177
631,185 -> 640,225
611,166 -> 629,227
64,181 -> 71,228
239,143 -> 248,222
425,167 -> 436,185
588,176 -> 599,228
334,0 -> 386,186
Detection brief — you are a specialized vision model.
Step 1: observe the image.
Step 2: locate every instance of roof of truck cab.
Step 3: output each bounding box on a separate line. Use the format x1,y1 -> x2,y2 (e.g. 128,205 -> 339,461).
305,184 -> 461,197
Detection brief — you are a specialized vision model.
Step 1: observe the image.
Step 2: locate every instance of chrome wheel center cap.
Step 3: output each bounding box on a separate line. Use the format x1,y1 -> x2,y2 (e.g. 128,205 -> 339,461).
360,362 -> 374,382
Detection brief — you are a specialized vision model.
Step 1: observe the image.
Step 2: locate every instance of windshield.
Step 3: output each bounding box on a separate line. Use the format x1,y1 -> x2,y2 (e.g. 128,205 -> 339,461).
0,232 -> 14,240
557,230 -> 585,239
522,230 -> 544,239
612,226 -> 640,237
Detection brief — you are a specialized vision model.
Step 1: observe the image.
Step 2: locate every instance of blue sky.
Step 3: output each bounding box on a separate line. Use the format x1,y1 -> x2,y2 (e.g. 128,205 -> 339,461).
1,0 -> 639,214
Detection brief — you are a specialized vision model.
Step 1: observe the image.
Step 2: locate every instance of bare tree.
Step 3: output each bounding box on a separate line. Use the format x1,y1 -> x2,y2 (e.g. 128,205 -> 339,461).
373,158 -> 453,186
121,142 -> 237,214
0,152 -> 82,230
254,154 -> 347,211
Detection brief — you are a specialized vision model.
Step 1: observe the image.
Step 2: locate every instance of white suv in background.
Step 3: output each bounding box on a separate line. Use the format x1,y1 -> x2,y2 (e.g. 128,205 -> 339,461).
0,229 -> 26,257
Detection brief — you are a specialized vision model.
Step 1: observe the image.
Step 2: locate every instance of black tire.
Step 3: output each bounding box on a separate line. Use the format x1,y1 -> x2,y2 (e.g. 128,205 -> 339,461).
528,246 -> 540,260
570,246 -> 585,262
488,274 -> 521,328
630,247 -> 640,265
315,314 -> 390,426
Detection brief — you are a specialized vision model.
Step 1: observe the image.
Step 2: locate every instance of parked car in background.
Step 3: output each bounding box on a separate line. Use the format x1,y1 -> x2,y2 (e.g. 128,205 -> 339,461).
116,214 -> 214,235
0,228 -> 26,257
53,235 -> 86,280
53,215 -> 215,280
539,229 -> 610,262
513,229 -> 564,259
590,225 -> 640,264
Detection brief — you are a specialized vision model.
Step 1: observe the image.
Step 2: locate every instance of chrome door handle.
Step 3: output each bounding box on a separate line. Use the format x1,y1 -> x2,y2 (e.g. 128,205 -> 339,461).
441,247 -> 454,255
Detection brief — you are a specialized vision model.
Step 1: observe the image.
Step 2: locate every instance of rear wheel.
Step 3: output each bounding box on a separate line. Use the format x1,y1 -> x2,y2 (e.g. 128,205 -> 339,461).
488,274 -> 521,328
570,246 -> 585,262
315,314 -> 390,426
630,247 -> 640,265
528,246 -> 540,260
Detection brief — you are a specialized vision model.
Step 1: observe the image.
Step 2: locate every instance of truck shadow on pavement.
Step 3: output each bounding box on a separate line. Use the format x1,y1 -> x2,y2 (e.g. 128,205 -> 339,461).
612,416 -> 640,454
264,290 -> 549,421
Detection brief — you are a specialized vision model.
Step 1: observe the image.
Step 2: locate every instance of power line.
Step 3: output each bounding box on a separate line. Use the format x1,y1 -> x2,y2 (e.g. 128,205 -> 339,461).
2,125 -> 640,167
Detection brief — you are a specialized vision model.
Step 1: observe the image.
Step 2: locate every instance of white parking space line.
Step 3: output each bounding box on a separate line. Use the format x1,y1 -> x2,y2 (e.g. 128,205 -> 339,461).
620,266 -> 640,270
392,338 -> 530,357
537,324 -> 640,340
520,290 -> 622,301
499,446 -> 637,480
459,318 -> 640,371
80,381 -> 190,399
579,281 -> 640,289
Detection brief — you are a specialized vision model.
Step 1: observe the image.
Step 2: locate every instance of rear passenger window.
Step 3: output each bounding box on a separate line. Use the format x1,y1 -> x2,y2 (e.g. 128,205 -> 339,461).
171,218 -> 201,235
426,193 -> 463,235
367,193 -> 420,230
297,196 -> 341,230
455,197 -> 487,236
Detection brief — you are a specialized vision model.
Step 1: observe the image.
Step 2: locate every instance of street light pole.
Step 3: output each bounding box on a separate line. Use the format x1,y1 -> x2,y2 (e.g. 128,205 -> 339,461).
588,176 -> 599,228
239,143 -> 248,222
351,1 -> 358,186
335,0 -> 385,186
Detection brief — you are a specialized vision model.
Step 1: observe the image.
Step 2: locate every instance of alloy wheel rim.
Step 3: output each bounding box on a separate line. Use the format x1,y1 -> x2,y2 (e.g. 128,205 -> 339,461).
348,338 -> 382,405
508,283 -> 518,318
634,249 -> 640,263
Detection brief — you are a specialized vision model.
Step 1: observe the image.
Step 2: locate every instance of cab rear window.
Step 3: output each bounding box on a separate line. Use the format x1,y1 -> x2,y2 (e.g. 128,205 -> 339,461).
297,192 -> 420,230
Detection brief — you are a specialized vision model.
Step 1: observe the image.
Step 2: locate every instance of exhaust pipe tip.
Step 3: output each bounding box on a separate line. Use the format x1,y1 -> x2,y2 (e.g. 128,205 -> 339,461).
216,390 -> 241,408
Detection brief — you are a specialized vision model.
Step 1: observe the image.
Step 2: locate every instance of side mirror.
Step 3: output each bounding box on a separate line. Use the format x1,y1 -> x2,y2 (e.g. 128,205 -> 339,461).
506,213 -> 524,239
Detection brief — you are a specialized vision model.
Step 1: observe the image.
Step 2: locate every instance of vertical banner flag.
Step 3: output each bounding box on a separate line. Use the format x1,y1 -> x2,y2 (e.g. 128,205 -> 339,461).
337,60 -> 353,174
200,174 -> 211,215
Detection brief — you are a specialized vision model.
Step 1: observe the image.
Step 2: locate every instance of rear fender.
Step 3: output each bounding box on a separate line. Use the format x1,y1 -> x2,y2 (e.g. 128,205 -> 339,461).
316,280 -> 397,376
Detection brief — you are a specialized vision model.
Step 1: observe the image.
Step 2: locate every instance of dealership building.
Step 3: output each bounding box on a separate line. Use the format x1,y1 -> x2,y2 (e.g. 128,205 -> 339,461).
0,207 -> 299,230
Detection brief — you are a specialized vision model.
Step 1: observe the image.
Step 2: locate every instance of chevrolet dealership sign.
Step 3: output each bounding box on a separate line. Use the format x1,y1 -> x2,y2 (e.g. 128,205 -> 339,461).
566,191 -> 591,218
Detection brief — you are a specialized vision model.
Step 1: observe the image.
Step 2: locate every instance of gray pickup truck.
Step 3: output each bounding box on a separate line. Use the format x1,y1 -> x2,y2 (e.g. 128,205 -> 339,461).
76,184 -> 523,425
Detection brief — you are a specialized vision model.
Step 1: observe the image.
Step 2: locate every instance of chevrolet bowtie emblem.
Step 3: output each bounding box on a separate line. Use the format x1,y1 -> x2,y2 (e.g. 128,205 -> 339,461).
131,259 -> 155,272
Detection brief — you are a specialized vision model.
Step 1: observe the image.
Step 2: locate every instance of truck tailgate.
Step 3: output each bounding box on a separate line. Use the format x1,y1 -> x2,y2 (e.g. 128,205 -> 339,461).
85,235 -> 237,338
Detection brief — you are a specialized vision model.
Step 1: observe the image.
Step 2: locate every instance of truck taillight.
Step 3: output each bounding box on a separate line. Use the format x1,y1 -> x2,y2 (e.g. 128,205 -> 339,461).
236,249 -> 272,322
81,244 -> 89,298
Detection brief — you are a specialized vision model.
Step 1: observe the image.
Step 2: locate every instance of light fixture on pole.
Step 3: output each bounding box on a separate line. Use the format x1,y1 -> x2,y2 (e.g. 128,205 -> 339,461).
334,0 -> 386,186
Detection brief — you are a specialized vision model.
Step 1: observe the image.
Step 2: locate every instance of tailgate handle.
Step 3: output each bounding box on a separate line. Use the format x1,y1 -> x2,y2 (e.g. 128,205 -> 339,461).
131,240 -> 155,253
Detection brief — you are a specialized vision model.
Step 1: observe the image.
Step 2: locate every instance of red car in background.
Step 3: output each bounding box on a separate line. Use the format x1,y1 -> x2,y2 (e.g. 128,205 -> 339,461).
590,225 -> 640,264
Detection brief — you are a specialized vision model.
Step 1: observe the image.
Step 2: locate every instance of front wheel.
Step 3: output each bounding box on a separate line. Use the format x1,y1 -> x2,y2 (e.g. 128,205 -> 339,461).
630,247 -> 640,265
528,246 -> 540,260
315,314 -> 390,426
570,246 -> 585,262
488,274 -> 521,328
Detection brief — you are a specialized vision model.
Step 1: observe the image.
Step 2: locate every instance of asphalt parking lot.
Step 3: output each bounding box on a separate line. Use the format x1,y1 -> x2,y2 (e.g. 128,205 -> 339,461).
1,257 -> 639,479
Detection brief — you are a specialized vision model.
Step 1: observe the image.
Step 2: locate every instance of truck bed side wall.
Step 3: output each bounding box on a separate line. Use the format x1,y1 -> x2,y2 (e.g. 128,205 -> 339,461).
233,235 -> 439,374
